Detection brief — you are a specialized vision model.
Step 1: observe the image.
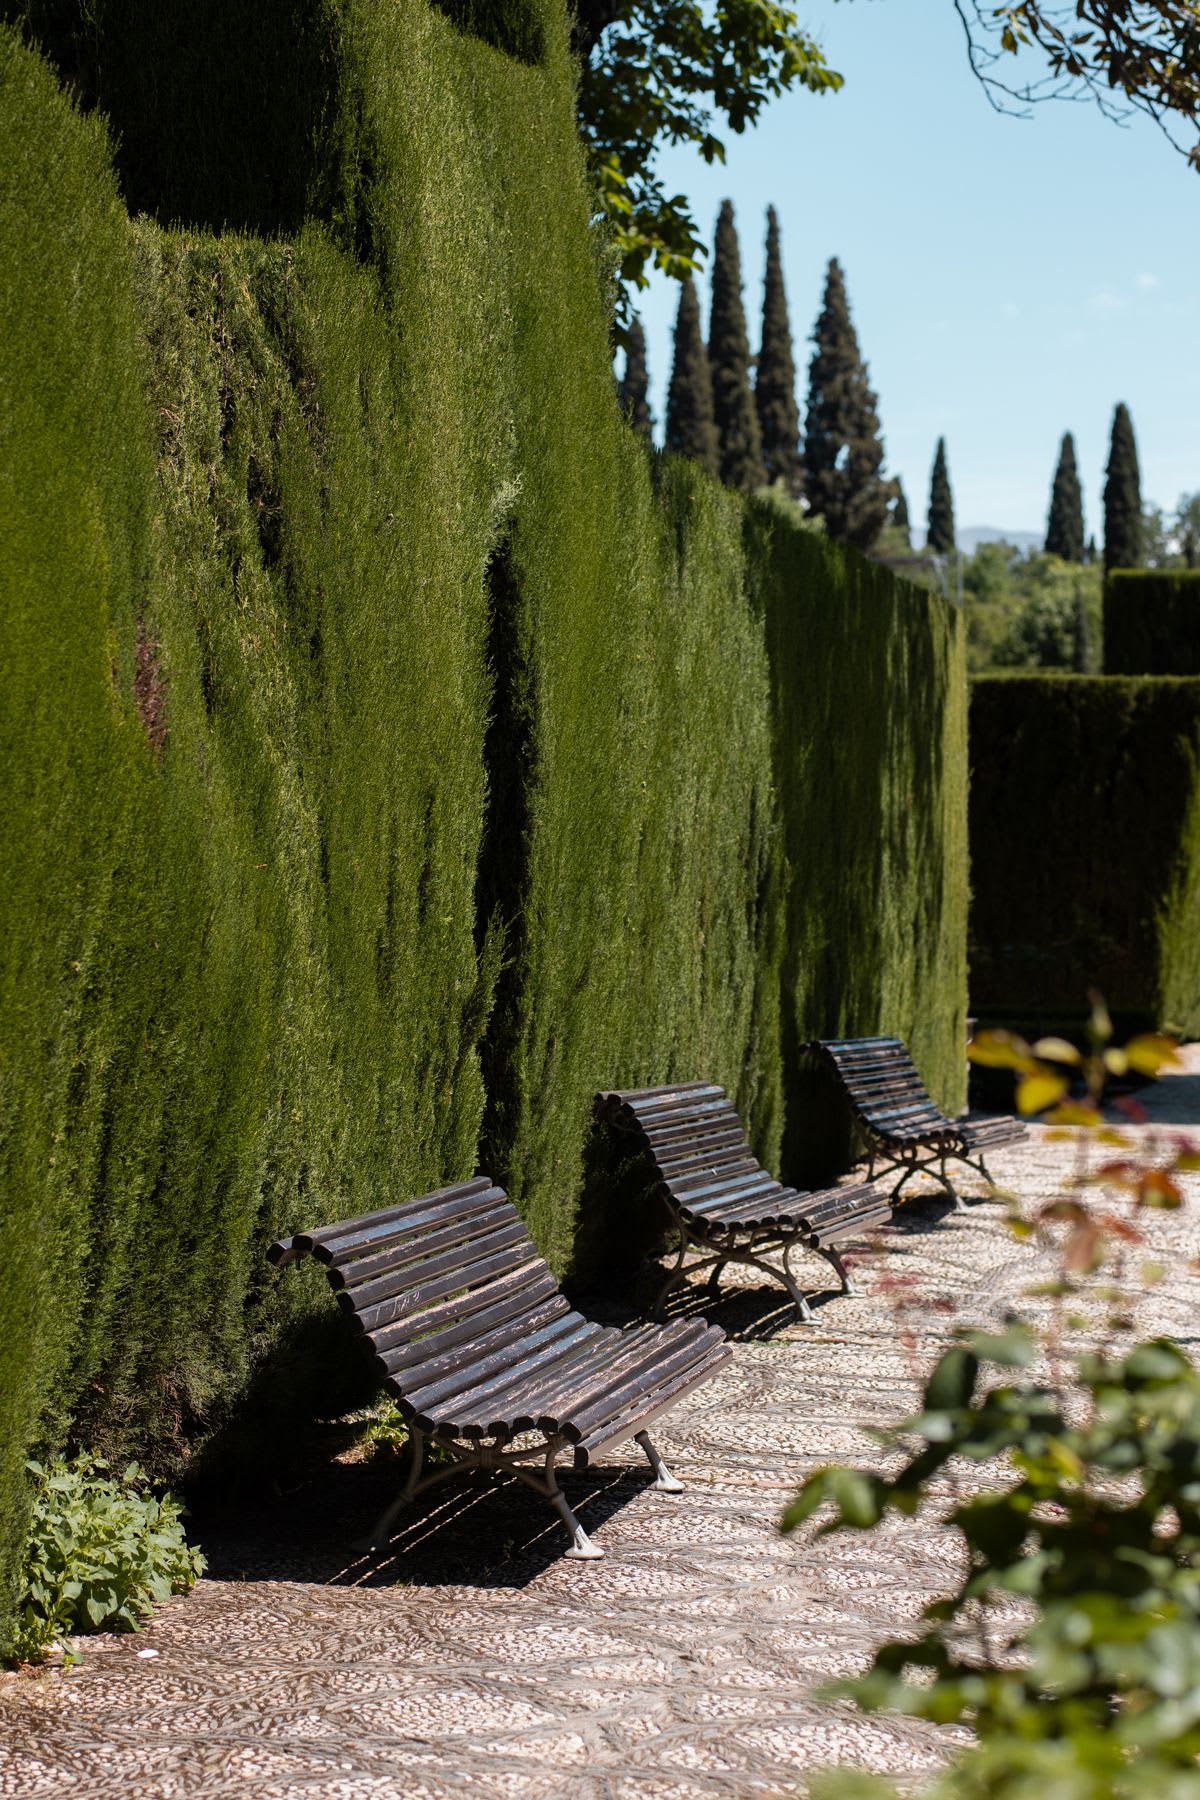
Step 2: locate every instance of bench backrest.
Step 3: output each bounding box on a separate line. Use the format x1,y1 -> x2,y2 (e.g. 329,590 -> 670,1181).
598,1081 -> 756,1202
808,1036 -> 951,1142
267,1177 -> 568,1393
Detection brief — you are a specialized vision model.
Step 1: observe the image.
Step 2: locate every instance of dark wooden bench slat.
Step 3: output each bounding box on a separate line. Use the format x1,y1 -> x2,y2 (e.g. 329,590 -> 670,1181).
376,1272 -> 565,1377
635,1117 -> 745,1154
680,1171 -> 789,1213
624,1090 -> 734,1123
553,1325 -> 726,1445
337,1216 -> 531,1314
387,1295 -> 576,1403
573,1344 -> 732,1468
655,1132 -> 749,1171
421,1321 -> 617,1438
287,1177 -> 495,1258
634,1107 -> 743,1141
601,1079 -> 720,1107
311,1182 -> 507,1268
528,1323 -> 696,1435
330,1202 -> 519,1292
354,1244 -> 546,1338
664,1161 -> 765,1201
536,1319 -> 716,1440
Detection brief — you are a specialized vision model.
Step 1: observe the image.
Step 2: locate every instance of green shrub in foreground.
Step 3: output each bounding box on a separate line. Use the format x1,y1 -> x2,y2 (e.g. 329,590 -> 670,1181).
11,1457 -> 204,1665
797,1336 -> 1200,1800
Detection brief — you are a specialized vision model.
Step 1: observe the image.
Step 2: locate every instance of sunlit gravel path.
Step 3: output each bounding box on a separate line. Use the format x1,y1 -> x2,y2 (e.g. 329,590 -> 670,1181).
4,1054 -> 1199,1799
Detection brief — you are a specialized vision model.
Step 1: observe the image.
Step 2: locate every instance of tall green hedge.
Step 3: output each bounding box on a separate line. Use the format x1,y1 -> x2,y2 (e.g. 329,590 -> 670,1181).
0,2 -> 968,1649
1105,571 -> 1200,676
970,675 -> 1200,1034
751,500 -> 969,1180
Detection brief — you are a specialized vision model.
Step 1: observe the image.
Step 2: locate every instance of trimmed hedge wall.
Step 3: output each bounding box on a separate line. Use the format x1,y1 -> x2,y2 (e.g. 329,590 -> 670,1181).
0,3 -> 968,1647
1105,571 -> 1200,676
970,675 -> 1200,1034
751,502 -> 969,1181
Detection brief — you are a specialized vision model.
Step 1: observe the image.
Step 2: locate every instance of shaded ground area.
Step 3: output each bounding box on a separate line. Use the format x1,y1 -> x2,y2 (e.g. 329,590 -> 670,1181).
3,1059 -> 1200,1798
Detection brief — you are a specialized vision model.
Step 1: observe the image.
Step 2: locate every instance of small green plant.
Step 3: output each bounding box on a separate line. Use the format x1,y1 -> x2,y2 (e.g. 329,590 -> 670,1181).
10,1455 -> 205,1666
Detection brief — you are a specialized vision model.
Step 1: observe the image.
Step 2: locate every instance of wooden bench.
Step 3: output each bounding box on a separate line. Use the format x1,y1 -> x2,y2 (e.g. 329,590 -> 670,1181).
268,1177 -> 729,1561
597,1082 -> 891,1323
806,1035 -> 1027,1205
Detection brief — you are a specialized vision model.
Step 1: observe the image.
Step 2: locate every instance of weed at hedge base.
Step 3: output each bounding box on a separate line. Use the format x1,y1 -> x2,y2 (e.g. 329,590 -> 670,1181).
10,1455 -> 204,1668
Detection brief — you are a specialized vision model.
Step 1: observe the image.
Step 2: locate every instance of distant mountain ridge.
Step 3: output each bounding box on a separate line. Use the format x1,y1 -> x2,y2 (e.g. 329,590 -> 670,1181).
912,526 -> 1042,555
957,525 -> 1043,555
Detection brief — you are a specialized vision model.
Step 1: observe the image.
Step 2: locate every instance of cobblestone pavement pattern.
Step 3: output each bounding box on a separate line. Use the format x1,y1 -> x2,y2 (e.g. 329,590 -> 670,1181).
4,1056 -> 1200,1799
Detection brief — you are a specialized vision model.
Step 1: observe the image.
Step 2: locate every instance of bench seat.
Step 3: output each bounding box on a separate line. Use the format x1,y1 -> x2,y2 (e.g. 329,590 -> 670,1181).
598,1083 -> 891,1321
269,1179 -> 729,1560
807,1035 -> 1028,1204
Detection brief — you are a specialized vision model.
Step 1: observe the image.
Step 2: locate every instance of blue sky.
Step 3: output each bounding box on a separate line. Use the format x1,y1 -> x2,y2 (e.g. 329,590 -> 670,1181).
632,1 -> 1200,541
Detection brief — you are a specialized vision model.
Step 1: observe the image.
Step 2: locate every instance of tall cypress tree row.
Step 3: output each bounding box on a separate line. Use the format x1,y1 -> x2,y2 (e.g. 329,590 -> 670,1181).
618,314 -> 653,444
708,200 -> 764,493
804,257 -> 890,550
755,206 -> 802,496
1045,432 -> 1085,562
665,275 -> 719,476
892,478 -> 912,548
1103,402 -> 1143,573
926,437 -> 956,554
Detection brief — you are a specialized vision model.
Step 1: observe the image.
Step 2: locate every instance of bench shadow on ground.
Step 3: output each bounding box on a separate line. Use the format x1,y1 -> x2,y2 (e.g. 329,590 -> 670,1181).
197,1447 -> 654,1593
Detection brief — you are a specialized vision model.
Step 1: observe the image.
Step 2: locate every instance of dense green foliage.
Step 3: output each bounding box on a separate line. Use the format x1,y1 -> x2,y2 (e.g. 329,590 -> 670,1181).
970,675 -> 1200,1032
926,436 -> 956,555
804,258 -> 890,551
708,200 -> 764,493
1045,429 -> 1085,563
751,496 -> 968,1179
0,2 -> 968,1648
755,205 -> 802,496
1103,402 -> 1142,575
0,26 -> 160,1654
666,274 -> 719,473
12,1457 -> 204,1663
964,543 -> 1102,672
792,1333 -> 1200,1800
618,314 -> 653,441
1105,571 -> 1200,675
572,0 -> 841,297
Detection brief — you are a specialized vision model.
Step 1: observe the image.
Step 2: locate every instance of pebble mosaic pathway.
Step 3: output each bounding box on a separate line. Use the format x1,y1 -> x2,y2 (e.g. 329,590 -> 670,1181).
3,1055 -> 1200,1799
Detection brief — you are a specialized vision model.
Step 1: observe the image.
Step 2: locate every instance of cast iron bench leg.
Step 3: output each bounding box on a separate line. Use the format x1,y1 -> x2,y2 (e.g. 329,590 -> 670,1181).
636,1429 -> 685,1493
523,1445 -> 604,1561
820,1245 -> 863,1297
355,1426 -> 431,1552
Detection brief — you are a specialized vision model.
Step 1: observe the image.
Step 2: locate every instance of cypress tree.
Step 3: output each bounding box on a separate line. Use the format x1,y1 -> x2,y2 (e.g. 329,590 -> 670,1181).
755,205 -> 802,496
708,200 -> 765,493
1045,431 -> 1085,562
804,258 -> 890,550
1103,402 -> 1142,573
891,478 -> 911,547
618,314 -> 653,444
926,438 -> 956,555
665,276 -> 719,477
